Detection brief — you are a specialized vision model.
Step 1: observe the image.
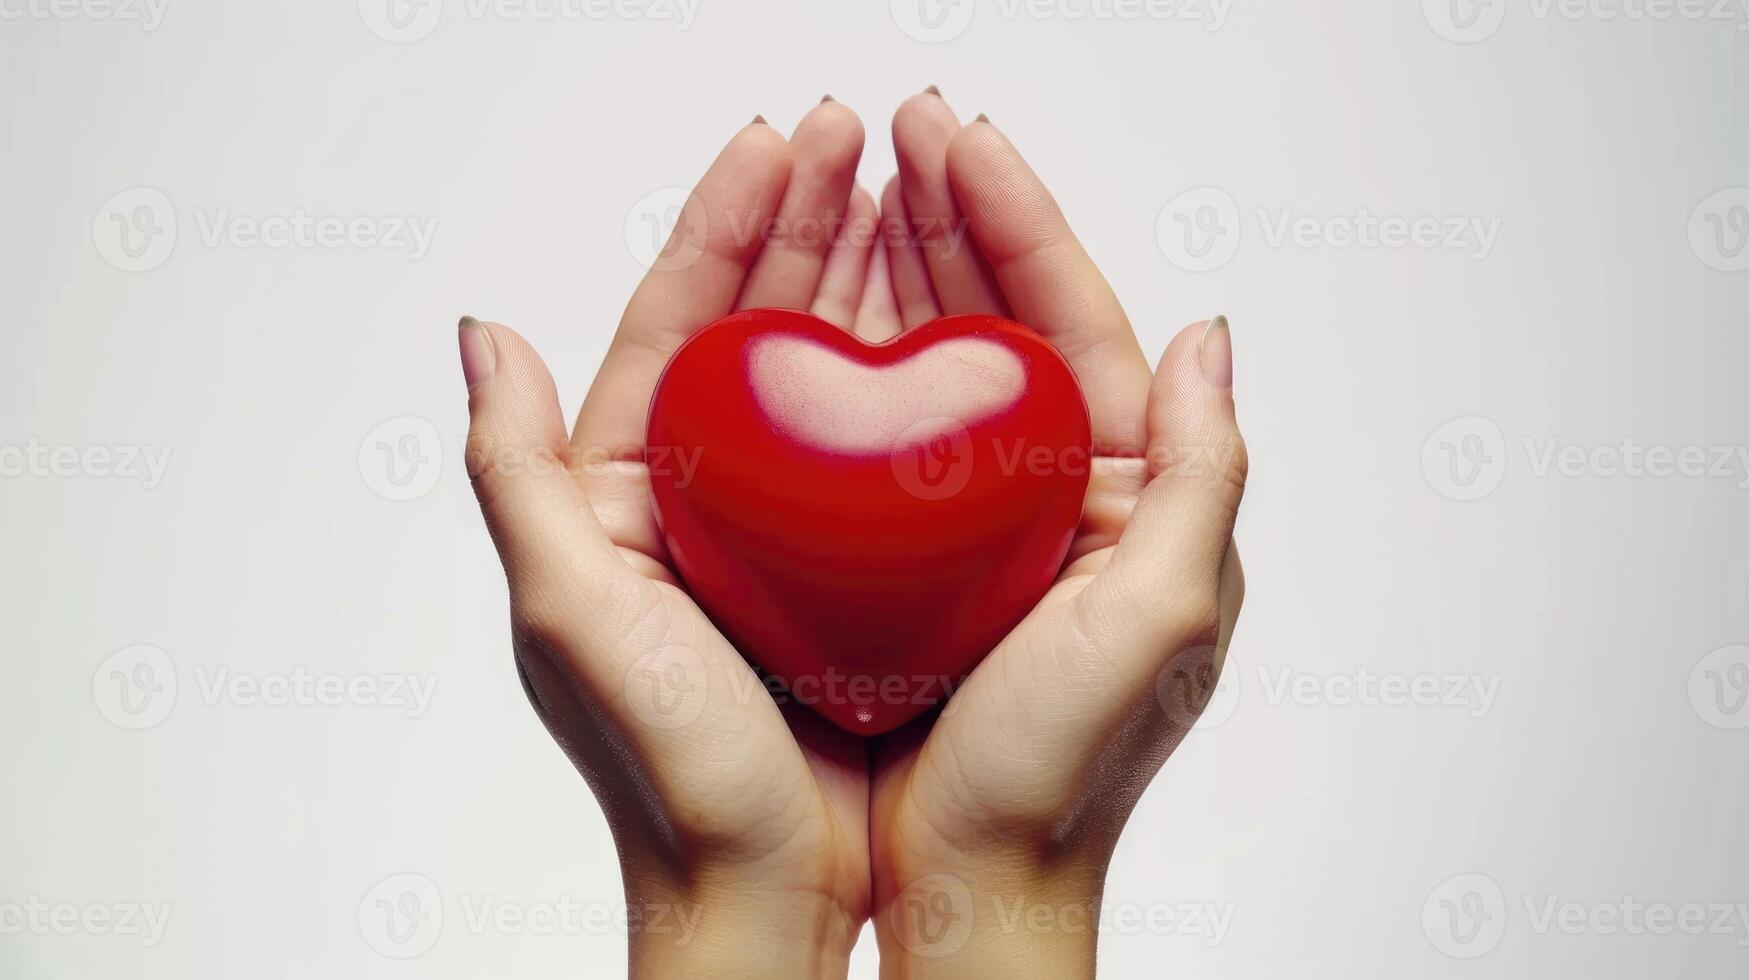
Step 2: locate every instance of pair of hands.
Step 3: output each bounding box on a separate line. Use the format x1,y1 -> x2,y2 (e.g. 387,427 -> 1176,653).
459,90 -> 1248,978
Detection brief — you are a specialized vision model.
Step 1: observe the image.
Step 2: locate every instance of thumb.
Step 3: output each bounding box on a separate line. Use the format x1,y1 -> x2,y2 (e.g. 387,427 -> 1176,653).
1090,315 -> 1247,650
459,316 -> 625,591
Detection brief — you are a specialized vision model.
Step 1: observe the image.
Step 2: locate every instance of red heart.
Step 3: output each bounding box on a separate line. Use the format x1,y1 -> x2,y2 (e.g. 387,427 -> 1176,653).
646,309 -> 1091,734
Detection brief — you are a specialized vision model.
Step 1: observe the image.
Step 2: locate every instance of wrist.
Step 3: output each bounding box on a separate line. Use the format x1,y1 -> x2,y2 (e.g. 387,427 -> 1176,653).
875,852 -> 1110,979
624,866 -> 860,980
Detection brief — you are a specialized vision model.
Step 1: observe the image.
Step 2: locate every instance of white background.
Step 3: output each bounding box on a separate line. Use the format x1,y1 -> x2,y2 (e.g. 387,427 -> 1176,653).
3,0 -> 1747,976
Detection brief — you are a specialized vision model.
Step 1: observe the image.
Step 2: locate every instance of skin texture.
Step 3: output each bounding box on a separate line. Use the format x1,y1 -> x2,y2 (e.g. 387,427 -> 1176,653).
459,92 -> 1247,979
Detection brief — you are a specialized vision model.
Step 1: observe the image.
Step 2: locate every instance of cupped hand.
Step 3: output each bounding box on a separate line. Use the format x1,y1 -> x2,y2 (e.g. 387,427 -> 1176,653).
864,92 -> 1248,977
460,101 -> 887,979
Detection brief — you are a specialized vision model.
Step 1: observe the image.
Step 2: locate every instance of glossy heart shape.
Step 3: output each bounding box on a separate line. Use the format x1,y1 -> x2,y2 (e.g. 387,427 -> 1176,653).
646,309 -> 1091,734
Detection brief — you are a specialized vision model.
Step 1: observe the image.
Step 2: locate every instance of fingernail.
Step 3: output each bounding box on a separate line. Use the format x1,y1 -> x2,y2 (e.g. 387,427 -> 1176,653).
820,94 -> 835,103
751,114 -> 768,126
459,316 -> 495,391
974,112 -> 990,124
924,84 -> 942,97
1199,315 -> 1232,389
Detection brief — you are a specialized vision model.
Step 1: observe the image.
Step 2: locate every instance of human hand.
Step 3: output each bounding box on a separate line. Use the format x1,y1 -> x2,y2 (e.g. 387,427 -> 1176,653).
864,93 -> 1248,977
460,101 -> 888,979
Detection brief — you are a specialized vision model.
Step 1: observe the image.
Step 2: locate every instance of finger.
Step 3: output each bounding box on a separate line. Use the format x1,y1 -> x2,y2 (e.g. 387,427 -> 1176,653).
880,176 -> 941,330
945,118 -> 1152,455
891,90 -> 1008,317
460,316 -> 637,594
572,121 -> 792,463
809,185 -> 878,330
737,99 -> 867,311
1090,316 -> 1246,651
852,230 -> 903,342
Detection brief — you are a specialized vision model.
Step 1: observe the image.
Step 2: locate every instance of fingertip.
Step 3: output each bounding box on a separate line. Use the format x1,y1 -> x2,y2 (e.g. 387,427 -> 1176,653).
944,118 -> 1017,188
796,97 -> 866,149
892,91 -> 959,160
458,315 -> 495,392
